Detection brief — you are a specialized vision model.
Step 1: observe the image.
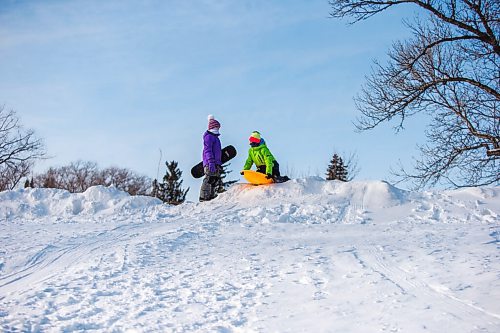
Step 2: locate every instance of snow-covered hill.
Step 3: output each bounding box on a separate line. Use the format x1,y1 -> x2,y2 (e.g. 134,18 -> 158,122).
1,179 -> 499,332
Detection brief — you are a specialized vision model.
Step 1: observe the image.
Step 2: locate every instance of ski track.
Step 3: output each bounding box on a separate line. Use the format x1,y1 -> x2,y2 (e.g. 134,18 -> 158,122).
0,181 -> 499,332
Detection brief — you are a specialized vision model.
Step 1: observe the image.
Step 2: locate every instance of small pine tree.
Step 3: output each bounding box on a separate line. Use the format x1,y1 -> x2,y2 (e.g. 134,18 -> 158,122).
215,163 -> 237,193
155,161 -> 189,205
326,154 -> 348,181
151,178 -> 159,198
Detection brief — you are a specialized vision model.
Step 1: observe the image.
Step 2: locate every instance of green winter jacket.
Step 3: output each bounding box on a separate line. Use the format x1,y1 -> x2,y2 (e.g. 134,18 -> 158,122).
243,144 -> 276,174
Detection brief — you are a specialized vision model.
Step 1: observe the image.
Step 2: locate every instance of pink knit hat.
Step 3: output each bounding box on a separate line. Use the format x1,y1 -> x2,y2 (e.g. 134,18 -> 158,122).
208,114 -> 220,131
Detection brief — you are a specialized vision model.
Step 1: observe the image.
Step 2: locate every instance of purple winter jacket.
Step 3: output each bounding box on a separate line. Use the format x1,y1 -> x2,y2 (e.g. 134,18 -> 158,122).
202,131 -> 222,173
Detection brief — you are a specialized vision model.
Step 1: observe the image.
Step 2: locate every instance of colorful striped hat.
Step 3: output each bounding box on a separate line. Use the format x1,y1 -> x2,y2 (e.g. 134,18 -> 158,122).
208,114 -> 220,131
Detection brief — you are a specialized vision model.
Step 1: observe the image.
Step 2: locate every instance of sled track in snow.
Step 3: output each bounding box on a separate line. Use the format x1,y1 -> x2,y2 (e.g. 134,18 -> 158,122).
363,245 -> 500,321
1,183 -> 499,332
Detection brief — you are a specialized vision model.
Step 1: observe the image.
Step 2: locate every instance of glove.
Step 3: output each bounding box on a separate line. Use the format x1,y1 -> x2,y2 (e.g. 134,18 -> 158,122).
240,171 -> 244,175
266,174 -> 273,179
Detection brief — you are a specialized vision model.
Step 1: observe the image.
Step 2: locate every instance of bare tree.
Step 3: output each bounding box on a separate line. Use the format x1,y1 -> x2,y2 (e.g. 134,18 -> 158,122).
34,161 -> 97,192
0,106 -> 45,191
67,161 -> 100,193
0,160 -> 32,191
34,161 -> 152,195
100,166 -> 151,195
329,0 -> 499,188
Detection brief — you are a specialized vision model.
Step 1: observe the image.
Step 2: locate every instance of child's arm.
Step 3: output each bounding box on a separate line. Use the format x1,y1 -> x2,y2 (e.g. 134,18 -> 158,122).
263,147 -> 275,175
243,151 -> 254,170
204,139 -> 216,173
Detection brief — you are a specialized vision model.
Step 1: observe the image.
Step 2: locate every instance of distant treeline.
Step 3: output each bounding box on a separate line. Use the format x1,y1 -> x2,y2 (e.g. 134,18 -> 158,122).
30,161 -> 151,196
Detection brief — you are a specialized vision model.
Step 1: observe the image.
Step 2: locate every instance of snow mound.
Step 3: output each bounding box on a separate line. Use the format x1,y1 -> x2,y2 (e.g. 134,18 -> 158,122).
0,186 -> 161,220
1,179 -> 498,225
213,178 -> 498,225
220,178 -> 410,208
0,179 -> 499,332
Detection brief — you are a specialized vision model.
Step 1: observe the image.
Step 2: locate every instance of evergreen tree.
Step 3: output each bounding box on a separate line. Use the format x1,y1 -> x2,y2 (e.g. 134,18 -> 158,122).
215,163 -> 237,193
326,154 -> 348,181
151,178 -> 159,198
155,161 -> 189,205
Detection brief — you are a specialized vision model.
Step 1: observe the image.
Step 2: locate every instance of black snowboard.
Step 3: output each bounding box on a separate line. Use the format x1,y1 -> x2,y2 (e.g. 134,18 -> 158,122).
191,145 -> 237,178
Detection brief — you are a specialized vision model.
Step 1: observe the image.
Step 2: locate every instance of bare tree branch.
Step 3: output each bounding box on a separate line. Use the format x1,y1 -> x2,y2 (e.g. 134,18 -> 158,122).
33,161 -> 152,196
330,0 -> 499,188
329,1 -> 499,54
0,106 -> 45,191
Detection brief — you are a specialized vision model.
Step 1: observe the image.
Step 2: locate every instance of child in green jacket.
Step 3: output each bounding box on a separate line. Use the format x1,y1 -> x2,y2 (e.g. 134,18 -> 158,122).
241,131 -> 289,183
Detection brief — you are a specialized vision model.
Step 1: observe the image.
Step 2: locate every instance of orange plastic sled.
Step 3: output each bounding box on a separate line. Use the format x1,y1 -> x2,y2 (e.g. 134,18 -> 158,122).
241,170 -> 274,185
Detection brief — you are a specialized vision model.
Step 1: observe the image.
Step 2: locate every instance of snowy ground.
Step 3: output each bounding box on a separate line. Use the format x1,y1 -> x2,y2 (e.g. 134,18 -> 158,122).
0,178 -> 499,332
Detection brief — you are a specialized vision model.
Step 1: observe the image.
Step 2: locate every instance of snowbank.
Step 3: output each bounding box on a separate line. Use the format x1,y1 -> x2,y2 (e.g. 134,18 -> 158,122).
1,179 -> 499,332
0,186 -> 161,220
218,177 -> 410,205
1,179 -> 498,225
215,178 -> 499,225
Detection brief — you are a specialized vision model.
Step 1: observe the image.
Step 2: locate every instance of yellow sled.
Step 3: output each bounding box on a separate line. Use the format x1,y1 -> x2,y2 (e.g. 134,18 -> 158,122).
241,170 -> 274,185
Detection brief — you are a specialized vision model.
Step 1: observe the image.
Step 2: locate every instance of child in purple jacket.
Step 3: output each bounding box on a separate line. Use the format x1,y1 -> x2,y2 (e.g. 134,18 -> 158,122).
199,115 -> 222,201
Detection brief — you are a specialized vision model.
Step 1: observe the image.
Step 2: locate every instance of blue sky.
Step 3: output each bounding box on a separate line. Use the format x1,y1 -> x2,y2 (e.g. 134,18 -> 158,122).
0,0 -> 428,200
